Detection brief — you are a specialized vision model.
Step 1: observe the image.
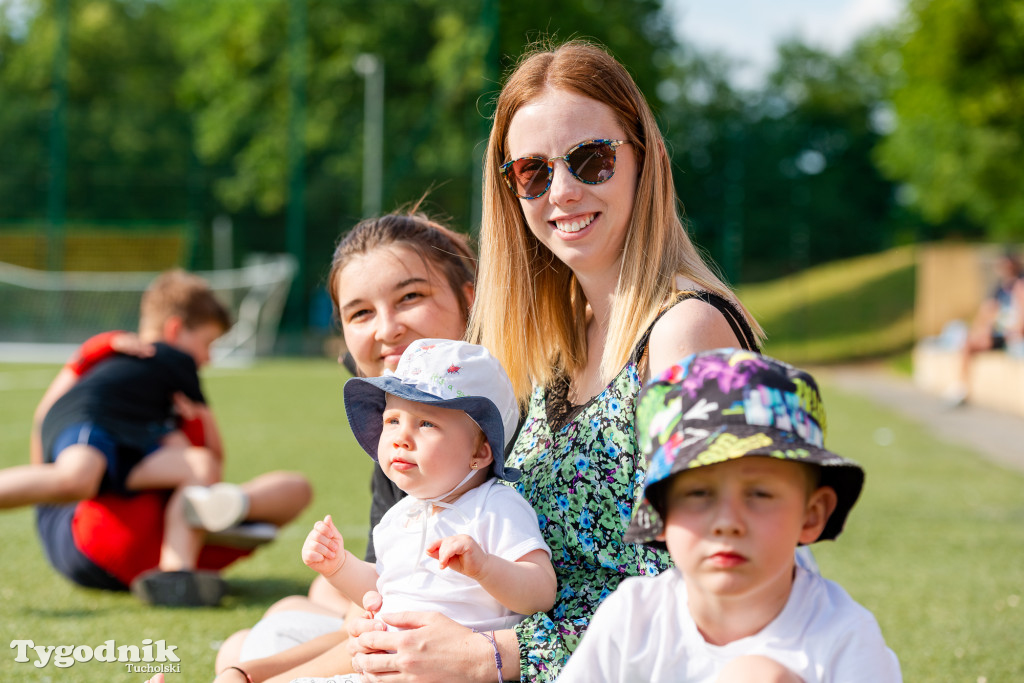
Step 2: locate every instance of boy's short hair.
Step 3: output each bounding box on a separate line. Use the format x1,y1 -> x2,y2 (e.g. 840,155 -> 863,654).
139,270 -> 232,336
625,349 -> 865,546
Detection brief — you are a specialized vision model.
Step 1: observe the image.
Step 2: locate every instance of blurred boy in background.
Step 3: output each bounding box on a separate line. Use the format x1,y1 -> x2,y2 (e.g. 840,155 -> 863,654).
1,269 -> 311,606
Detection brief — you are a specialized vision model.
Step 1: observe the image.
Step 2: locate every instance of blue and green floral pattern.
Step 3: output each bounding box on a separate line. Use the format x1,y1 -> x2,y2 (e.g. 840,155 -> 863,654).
507,358 -> 671,681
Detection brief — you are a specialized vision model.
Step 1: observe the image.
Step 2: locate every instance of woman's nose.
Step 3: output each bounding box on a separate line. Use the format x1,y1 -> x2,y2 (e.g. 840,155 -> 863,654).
547,160 -> 582,205
374,310 -> 406,342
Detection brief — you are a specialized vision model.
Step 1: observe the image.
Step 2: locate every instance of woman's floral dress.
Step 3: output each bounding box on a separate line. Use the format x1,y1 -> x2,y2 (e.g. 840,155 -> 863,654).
507,340 -> 672,681
506,292 -> 758,681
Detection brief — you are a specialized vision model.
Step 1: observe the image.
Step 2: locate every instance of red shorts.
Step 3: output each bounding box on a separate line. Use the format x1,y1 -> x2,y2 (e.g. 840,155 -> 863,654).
72,492 -> 252,588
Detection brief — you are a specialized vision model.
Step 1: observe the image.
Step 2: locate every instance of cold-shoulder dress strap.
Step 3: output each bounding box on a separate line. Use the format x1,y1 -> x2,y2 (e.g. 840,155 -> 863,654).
693,290 -> 760,353
631,290 -> 760,368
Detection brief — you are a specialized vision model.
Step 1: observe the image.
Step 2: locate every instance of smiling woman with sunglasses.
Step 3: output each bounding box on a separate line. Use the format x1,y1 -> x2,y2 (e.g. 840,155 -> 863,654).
343,40 -> 764,683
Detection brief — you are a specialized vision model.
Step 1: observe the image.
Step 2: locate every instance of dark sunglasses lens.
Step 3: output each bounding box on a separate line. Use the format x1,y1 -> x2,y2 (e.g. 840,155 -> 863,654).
568,142 -> 616,183
510,158 -> 551,198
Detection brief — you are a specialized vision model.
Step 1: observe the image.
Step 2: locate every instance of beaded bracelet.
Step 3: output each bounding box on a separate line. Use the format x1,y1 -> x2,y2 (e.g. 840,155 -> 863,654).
474,629 -> 503,682
222,666 -> 254,683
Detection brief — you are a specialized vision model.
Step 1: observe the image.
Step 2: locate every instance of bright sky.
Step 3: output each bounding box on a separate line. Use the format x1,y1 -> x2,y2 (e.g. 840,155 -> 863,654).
667,0 -> 906,88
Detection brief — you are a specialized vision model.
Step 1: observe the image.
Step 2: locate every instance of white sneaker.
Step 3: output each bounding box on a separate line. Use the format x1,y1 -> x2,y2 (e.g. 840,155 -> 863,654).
182,483 -> 249,533
206,521 -> 278,549
943,384 -> 968,408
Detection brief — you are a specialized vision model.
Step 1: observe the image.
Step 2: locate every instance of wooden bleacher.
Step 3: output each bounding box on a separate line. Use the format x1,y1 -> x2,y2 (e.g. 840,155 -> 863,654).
912,244 -> 1024,417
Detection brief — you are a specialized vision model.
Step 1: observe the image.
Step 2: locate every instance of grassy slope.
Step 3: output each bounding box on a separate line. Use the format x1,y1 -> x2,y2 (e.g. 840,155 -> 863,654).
738,245 -> 917,365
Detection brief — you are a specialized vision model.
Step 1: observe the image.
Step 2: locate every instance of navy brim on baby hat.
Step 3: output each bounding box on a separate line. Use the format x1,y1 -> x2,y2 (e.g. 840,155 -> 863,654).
343,339 -> 521,482
624,348 -> 864,545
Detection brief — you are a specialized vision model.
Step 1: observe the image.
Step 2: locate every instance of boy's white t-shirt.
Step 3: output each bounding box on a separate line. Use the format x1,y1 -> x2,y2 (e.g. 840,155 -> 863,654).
374,477 -> 550,631
558,566 -> 902,683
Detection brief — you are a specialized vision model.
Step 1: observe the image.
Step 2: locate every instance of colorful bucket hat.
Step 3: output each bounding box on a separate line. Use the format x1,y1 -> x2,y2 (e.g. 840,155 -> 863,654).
624,348 -> 864,545
344,339 -> 521,481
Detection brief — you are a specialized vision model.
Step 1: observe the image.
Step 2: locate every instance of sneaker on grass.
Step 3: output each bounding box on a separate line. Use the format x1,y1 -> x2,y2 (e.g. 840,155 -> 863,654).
182,482 -> 249,533
131,569 -> 227,608
206,521 -> 278,550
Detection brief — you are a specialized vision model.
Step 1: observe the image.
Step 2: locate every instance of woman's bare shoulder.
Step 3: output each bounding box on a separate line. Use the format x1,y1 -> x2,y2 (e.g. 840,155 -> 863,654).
646,295 -> 741,379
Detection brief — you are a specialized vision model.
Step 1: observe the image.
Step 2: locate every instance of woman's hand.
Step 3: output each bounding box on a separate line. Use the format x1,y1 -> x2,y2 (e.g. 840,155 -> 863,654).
348,610 -> 511,683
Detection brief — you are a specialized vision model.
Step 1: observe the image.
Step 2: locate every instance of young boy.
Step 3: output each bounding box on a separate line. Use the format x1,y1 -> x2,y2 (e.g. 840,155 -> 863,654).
291,339 -> 555,682
559,349 -> 902,682
0,269 -> 311,606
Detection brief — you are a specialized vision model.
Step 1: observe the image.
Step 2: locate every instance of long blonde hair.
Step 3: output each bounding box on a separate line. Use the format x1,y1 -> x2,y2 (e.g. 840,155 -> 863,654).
469,40 -> 762,402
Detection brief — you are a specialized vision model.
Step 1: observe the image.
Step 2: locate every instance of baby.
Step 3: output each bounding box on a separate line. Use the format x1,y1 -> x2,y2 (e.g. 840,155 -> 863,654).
301,339 -> 555,682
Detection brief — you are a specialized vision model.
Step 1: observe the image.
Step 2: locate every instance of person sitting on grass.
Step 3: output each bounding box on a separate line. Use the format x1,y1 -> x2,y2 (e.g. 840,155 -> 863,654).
0,269 -> 311,607
207,211 -> 482,683
558,348 -> 902,682
947,248 -> 1024,406
277,339 -> 555,683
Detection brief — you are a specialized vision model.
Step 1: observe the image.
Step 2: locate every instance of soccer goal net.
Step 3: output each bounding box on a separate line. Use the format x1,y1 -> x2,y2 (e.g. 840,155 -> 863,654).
0,254 -> 297,364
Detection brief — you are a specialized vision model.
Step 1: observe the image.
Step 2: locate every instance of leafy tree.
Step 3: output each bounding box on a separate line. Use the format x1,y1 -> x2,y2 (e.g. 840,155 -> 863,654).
0,0 -> 195,222
661,36 -> 909,282
876,0 -> 1024,240
167,0 -> 678,307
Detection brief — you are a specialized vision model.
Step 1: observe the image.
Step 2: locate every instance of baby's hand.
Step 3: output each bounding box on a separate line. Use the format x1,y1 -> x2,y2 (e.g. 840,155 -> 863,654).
361,589 -> 383,620
426,533 -> 488,578
301,514 -> 347,577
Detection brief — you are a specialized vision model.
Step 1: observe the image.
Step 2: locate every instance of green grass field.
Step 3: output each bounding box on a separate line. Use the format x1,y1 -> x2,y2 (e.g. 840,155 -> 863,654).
0,360 -> 372,682
2,356 -> 1023,681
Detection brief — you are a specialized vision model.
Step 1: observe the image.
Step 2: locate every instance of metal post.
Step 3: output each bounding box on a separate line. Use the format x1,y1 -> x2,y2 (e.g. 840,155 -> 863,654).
355,54 -> 383,218
213,215 -> 233,271
285,0 -> 308,331
46,0 -> 70,271
472,0 -> 499,233
722,123 -> 745,285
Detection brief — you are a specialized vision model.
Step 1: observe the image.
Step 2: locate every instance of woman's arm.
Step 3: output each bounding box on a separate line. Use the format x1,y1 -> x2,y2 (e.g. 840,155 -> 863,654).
646,297 -> 745,379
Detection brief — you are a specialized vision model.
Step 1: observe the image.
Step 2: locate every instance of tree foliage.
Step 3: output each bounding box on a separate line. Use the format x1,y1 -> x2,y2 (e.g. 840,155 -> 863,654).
164,0 -> 677,288
0,0 -> 195,221
876,0 -> 1024,240
660,35 -> 910,281
0,0 -> 934,323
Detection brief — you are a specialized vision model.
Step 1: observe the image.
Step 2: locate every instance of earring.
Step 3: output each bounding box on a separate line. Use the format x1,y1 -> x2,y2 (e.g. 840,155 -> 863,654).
470,462 -> 478,470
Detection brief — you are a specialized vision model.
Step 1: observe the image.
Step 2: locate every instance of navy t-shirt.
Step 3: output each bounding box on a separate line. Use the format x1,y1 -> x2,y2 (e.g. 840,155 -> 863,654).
41,342 -> 205,461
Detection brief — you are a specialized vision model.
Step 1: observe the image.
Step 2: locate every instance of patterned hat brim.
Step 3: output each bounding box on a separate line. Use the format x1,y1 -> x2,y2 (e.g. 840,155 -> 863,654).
624,423 -> 864,546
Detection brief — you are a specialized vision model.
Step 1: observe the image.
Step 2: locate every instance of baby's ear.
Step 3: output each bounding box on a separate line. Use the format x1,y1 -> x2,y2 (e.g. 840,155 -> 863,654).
800,486 -> 838,545
472,438 -> 494,471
